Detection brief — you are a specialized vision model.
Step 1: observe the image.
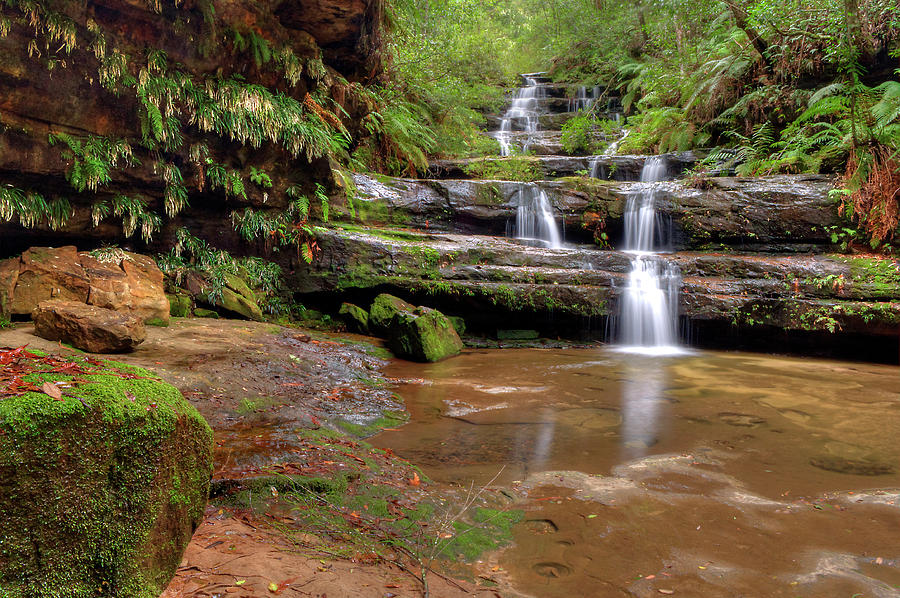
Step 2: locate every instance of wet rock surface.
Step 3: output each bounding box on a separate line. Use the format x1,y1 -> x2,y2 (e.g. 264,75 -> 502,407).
350,172 -> 840,250
294,226 -> 900,358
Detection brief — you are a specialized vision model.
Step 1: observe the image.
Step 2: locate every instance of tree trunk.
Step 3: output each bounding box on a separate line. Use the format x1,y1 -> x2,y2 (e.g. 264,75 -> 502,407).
725,0 -> 774,77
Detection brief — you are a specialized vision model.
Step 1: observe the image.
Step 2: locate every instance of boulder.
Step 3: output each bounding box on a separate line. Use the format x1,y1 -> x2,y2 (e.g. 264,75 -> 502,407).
167,294 -> 193,318
32,300 -> 146,353
182,271 -> 264,322
0,352 -> 213,598
1,247 -> 169,324
387,306 -> 464,362
448,315 -> 466,336
339,302 -> 370,333
369,293 -> 416,334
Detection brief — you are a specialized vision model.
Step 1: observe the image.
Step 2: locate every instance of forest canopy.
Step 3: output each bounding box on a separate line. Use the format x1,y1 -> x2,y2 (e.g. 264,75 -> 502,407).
380,0 -> 900,246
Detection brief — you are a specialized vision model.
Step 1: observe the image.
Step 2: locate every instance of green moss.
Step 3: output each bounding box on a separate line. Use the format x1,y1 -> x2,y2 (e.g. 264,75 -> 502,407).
439,508 -> 524,561
463,156 -> 542,182
336,410 -> 409,438
145,317 -> 169,327
167,294 -> 192,318
335,223 -> 426,242
0,355 -> 212,598
474,183 -> 505,206
387,308 -> 463,362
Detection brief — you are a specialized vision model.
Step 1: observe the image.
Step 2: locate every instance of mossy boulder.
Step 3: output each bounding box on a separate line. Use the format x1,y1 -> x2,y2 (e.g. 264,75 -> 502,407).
167,293 -> 192,318
0,352 -> 214,598
182,271 -> 263,322
339,302 -> 369,333
368,293 -> 416,334
387,306 -> 464,362
448,316 -> 466,336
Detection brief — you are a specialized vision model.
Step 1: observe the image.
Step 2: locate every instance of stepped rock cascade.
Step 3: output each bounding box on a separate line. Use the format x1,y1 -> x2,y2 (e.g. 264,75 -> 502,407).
570,85 -> 601,112
507,184 -> 563,249
496,75 -> 547,157
618,156 -> 684,354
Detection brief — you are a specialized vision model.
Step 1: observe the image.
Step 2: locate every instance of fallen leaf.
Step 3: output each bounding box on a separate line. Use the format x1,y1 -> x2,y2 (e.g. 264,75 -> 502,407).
41,382 -> 62,400
409,472 -> 420,486
235,580 -> 246,586
586,514 -> 598,519
658,590 -> 674,595
268,582 -> 279,592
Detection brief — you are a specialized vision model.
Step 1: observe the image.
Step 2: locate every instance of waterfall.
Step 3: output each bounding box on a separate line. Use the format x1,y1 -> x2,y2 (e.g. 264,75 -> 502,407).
570,85 -> 603,112
617,156 -> 684,354
510,183 -> 563,249
496,76 -> 545,157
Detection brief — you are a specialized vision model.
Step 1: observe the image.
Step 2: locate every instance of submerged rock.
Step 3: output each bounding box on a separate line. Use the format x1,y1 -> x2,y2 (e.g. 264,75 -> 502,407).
0,354 -> 213,597
32,299 -> 147,353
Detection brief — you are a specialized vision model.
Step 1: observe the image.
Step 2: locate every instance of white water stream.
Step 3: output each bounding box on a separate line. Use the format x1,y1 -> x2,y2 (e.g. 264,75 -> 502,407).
617,156 -> 684,354
510,183 -> 563,249
496,75 -> 545,157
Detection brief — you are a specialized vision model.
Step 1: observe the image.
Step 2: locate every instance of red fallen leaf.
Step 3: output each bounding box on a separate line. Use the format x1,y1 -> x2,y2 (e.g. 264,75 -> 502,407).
272,577 -> 299,594
385,584 -> 401,588
409,472 -> 420,486
41,382 -> 63,400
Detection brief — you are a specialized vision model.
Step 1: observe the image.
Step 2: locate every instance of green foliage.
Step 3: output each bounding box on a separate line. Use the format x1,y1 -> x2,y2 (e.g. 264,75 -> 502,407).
249,166 -> 273,189
157,228 -> 285,313
232,184 -> 329,264
91,195 -> 162,242
48,133 -> 137,193
463,157 -> 541,182
560,114 -> 620,155
0,184 -> 71,230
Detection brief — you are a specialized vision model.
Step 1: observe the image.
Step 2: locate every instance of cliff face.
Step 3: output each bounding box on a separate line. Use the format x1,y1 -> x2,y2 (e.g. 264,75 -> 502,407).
0,0 -> 382,254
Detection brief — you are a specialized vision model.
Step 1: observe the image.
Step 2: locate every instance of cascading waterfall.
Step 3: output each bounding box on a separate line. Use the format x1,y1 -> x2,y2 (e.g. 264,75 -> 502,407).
496,75 -> 545,157
617,156 -> 684,354
569,85 -> 601,112
508,183 -> 563,249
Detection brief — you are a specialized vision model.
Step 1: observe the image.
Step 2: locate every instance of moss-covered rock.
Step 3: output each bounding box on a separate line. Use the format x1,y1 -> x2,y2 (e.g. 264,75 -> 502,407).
387,307 -> 463,362
167,294 -> 192,318
368,293 -> 415,334
193,308 -> 219,319
0,352 -> 213,598
219,286 -> 264,322
339,302 -> 369,333
447,316 -> 466,336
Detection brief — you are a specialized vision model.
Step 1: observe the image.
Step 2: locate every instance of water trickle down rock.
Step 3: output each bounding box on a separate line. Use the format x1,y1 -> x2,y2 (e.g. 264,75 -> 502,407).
496,75 -> 547,157
617,156 -> 683,353
507,183 -> 563,249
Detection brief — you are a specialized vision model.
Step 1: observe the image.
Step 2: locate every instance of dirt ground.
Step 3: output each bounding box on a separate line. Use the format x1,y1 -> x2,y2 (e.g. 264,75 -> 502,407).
0,319 -> 503,598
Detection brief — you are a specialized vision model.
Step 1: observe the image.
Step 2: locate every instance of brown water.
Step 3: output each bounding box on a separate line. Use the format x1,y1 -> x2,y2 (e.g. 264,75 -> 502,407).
373,348 -> 900,597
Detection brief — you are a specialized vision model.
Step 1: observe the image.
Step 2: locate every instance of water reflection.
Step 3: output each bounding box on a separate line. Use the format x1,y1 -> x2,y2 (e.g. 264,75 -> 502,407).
374,348 -> 900,496
620,359 -> 669,459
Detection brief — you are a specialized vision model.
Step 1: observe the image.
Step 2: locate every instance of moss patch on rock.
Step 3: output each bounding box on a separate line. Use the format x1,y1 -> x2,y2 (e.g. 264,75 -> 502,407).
0,350 -> 213,598
387,307 -> 464,362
